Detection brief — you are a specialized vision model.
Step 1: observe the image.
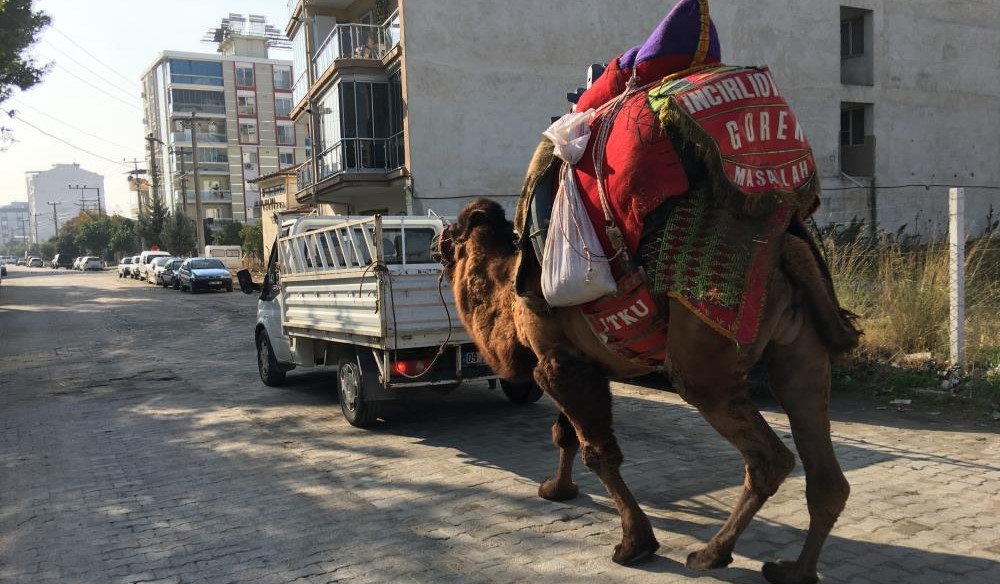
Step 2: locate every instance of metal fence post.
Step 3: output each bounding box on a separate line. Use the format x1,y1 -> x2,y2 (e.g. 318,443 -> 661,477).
949,187 -> 965,369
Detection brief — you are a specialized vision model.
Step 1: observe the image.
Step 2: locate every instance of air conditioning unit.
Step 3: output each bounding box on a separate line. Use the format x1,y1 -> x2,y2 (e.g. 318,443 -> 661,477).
243,163 -> 254,170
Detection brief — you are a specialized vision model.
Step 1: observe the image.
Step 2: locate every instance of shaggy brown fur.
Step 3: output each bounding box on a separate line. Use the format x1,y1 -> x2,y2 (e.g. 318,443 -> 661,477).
438,197 -> 857,584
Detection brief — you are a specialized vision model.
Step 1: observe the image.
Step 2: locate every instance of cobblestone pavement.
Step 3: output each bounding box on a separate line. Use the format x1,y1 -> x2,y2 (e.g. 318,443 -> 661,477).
1,266 -> 998,584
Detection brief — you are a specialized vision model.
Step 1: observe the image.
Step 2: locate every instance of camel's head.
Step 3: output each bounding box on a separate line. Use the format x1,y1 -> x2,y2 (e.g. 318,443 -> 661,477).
433,198 -> 516,278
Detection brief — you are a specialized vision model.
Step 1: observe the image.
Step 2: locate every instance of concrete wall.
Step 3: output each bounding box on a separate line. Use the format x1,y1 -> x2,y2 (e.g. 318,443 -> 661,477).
401,0 -> 999,237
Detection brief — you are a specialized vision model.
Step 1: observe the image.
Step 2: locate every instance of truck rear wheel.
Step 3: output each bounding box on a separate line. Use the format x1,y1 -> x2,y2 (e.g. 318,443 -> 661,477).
500,379 -> 544,404
256,332 -> 287,387
338,355 -> 381,428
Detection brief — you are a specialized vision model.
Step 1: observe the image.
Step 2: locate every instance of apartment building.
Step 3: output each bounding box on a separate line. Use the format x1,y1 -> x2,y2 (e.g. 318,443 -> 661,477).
0,202 -> 30,245
141,14 -> 309,229
288,0 -> 999,235
25,164 -> 105,243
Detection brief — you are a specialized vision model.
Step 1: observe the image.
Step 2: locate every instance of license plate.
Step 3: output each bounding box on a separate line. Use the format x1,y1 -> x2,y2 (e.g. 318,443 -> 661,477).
464,351 -> 482,365
209,281 -> 221,286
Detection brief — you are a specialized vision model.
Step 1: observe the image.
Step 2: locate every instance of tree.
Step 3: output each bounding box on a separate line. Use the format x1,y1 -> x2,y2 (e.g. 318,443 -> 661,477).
240,220 -> 263,260
160,210 -> 196,258
108,215 -> 138,258
137,190 -> 169,248
215,221 -> 243,245
0,0 -> 50,105
75,214 -> 113,258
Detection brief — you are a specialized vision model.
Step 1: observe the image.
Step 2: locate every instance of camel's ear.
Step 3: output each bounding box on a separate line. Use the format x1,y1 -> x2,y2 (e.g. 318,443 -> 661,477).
465,209 -> 490,232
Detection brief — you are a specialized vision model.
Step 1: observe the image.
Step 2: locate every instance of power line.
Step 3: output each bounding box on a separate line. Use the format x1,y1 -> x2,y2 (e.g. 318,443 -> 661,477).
8,99 -> 140,153
49,25 -> 140,90
822,184 -> 1000,192
38,56 -> 141,111
2,109 -> 131,166
42,41 -> 140,100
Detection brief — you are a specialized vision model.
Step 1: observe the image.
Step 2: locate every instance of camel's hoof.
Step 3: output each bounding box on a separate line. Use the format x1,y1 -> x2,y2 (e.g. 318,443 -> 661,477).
762,560 -> 818,584
685,547 -> 734,571
538,477 -> 579,501
611,536 -> 660,565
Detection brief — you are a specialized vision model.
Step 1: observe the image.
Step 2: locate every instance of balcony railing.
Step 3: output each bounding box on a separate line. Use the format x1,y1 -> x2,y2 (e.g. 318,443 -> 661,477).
180,190 -> 233,203
312,10 -> 400,80
297,133 -> 405,191
293,72 -> 308,108
171,131 -> 228,144
171,104 -> 226,115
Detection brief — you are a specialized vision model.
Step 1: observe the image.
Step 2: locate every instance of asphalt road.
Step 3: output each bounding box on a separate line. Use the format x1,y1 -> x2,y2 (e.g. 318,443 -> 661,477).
0,266 -> 998,584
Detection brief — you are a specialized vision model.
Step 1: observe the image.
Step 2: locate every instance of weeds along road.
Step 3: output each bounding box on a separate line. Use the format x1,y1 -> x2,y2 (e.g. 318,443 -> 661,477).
0,266 -> 998,584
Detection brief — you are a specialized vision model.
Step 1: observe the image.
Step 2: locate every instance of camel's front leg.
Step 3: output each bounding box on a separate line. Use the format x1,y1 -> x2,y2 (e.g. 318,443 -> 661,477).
534,349 -> 658,565
538,413 -> 580,501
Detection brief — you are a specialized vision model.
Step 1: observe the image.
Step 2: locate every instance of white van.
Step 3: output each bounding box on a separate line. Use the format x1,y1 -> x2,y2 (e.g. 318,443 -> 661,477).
204,245 -> 243,270
138,250 -> 172,281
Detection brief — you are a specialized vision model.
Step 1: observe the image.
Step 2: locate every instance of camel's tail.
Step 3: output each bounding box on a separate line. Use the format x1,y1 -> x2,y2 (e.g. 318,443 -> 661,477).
781,220 -> 862,355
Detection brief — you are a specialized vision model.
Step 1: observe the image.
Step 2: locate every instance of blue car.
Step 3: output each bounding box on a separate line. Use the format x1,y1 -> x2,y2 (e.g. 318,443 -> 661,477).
177,257 -> 233,293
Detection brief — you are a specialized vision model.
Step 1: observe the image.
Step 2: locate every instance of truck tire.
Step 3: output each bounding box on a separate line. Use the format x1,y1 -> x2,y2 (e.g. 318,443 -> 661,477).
500,379 -> 544,404
256,332 -> 287,387
338,355 -> 381,428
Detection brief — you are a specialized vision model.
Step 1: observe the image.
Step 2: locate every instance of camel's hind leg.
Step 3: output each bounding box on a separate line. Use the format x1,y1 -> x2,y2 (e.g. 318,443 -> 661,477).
668,306 -> 796,571
760,320 -> 849,584
538,412 -> 580,501
534,348 -> 658,565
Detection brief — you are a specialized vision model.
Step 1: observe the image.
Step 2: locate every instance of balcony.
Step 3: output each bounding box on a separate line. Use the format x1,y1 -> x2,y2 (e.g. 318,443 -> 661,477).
171,131 -> 228,144
293,72 -> 309,108
312,10 -> 400,81
297,134 -> 404,191
181,190 -> 233,203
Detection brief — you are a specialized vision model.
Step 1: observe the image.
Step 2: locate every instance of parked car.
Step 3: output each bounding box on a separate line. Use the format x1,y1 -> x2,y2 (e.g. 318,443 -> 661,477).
81,256 -> 103,271
117,257 -> 133,278
27,257 -> 43,267
159,258 -> 185,288
148,256 -> 176,285
128,255 -> 141,279
16,258 -> 25,266
72,257 -> 83,270
177,257 -> 233,293
51,254 -> 75,269
137,250 -> 172,281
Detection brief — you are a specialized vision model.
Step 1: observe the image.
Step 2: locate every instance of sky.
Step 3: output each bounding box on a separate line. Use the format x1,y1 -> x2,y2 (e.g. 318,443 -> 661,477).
0,0 -> 293,216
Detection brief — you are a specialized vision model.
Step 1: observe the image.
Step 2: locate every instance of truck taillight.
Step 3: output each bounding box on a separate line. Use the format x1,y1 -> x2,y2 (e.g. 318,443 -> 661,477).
393,359 -> 430,376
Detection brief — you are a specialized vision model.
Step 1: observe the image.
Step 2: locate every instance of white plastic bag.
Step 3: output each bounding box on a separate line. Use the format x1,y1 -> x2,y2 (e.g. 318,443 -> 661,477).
543,109 -> 596,164
541,162 -> 617,307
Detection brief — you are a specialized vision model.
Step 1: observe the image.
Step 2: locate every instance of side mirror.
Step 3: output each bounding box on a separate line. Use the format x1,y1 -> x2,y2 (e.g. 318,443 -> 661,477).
237,269 -> 261,295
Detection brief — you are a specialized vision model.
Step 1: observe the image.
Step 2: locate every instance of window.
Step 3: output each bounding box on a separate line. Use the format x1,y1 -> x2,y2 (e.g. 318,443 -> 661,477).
840,17 -> 864,58
237,94 -> 256,116
243,150 -> 258,165
840,7 -> 873,86
840,107 -> 866,146
276,123 -> 295,145
170,89 -> 226,114
840,102 -> 874,176
275,96 -> 293,117
240,121 -> 258,143
273,67 -> 292,90
197,148 -> 229,163
279,150 -> 295,168
169,59 -> 223,86
236,64 -> 255,87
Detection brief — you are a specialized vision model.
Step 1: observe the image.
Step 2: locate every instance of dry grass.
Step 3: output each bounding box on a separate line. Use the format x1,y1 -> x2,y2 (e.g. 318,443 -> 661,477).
826,235 -> 1000,371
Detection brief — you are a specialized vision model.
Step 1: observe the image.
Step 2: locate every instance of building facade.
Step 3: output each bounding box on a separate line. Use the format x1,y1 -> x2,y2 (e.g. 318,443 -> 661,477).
0,202 -> 30,245
25,164 -> 105,243
141,14 -> 309,231
287,0 -> 999,236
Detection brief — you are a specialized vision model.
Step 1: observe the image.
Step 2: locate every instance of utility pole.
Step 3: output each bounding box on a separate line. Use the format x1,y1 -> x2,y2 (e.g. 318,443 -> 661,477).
47,201 -> 62,237
145,134 -> 163,207
68,185 -> 103,216
32,212 -> 41,244
189,113 -> 205,253
124,158 -> 148,218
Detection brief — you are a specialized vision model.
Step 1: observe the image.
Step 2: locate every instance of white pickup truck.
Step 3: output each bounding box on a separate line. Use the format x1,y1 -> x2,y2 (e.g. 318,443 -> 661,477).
238,213 -> 541,427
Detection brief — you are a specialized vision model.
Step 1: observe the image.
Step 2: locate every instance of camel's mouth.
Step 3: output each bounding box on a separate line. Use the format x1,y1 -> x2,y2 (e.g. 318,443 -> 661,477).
431,225 -> 455,268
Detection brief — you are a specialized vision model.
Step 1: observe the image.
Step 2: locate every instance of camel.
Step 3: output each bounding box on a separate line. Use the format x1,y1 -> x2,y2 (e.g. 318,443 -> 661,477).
435,193 -> 860,584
